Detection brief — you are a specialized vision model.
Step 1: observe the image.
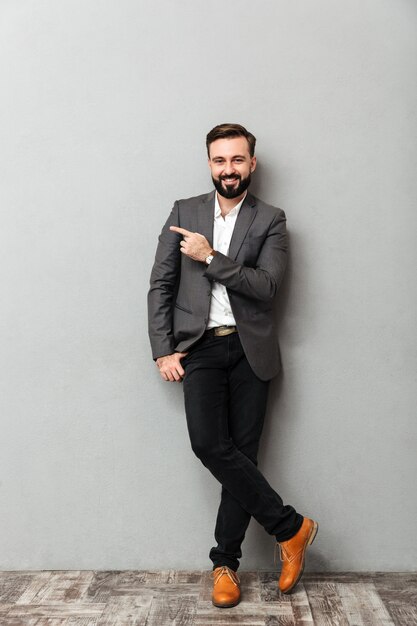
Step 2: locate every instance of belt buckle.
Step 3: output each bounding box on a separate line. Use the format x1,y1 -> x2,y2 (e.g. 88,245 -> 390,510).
214,326 -> 236,337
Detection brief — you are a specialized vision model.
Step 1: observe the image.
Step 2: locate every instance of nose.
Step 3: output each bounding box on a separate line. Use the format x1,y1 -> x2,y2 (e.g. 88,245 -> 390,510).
223,163 -> 237,176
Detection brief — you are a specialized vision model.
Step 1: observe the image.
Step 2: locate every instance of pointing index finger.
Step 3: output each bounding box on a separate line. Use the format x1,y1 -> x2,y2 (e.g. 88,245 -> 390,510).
170,226 -> 191,236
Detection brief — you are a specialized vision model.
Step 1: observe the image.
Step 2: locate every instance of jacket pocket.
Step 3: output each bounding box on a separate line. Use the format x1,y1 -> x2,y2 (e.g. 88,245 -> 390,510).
174,303 -> 193,315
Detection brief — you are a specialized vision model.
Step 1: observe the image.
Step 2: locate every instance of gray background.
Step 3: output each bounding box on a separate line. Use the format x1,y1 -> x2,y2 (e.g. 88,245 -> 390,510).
1,0 -> 416,572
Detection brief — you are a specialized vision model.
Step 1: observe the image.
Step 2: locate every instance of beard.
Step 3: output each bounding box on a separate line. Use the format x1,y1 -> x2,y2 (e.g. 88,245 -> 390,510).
212,172 -> 252,199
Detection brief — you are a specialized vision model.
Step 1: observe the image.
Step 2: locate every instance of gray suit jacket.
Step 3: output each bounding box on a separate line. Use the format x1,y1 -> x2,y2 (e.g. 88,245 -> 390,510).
147,189 -> 288,381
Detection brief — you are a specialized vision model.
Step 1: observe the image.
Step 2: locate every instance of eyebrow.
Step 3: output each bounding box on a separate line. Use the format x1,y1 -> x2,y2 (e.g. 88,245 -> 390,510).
211,154 -> 247,160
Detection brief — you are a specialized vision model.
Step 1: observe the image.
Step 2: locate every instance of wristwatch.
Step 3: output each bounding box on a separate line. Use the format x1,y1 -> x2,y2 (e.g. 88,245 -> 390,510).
205,249 -> 216,265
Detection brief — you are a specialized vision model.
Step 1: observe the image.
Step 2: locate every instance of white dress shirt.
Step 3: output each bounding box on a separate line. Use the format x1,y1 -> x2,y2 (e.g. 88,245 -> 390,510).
206,191 -> 247,329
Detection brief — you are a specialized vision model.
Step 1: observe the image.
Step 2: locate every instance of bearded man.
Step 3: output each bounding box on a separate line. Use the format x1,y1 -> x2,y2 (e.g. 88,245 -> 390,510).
147,123 -> 318,607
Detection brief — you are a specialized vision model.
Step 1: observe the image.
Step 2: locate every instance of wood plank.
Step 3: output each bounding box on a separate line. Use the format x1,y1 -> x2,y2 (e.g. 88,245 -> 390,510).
4,602 -> 105,618
289,585 -> 315,625
86,572 -> 124,602
0,572 -> 50,604
0,618 -> 38,626
166,570 -> 204,585
97,593 -> 153,625
336,582 -> 394,626
304,581 -> 349,626
195,599 -> 294,625
15,570 -> 95,604
6,617 -> 99,626
374,572 -> 417,626
87,570 -> 173,601
17,571 -> 56,604
195,609 -> 266,626
63,571 -> 96,601
108,570 -> 171,587
303,572 -> 414,584
66,618 -> 101,626
145,594 -> 197,626
0,608 -> 100,625
26,572 -> 96,603
239,571 -> 262,603
9,617 -> 67,626
264,616 -> 296,626
32,617 -> 68,626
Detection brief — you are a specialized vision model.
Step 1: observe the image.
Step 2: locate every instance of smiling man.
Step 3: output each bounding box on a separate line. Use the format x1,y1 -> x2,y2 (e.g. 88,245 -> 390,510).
147,123 -> 318,607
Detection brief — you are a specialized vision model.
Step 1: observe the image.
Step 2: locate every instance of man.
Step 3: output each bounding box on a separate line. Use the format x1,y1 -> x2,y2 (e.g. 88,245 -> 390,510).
147,123 -> 318,607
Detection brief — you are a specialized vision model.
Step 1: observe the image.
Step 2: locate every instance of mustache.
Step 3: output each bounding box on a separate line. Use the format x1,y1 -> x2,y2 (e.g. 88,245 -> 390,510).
220,174 -> 241,181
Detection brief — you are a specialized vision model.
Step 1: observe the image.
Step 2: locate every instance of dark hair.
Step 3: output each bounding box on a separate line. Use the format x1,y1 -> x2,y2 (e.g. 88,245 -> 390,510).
206,123 -> 256,158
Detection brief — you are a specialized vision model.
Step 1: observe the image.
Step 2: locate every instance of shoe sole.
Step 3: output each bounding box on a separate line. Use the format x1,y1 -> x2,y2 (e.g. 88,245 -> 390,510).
212,599 -> 241,608
280,520 -> 319,594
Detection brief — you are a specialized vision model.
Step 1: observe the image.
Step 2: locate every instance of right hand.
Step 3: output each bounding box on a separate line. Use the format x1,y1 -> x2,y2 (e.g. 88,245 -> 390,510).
156,352 -> 188,382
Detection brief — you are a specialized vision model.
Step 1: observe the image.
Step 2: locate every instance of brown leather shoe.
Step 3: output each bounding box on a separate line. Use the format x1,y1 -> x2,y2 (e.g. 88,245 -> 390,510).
275,517 -> 318,594
211,565 -> 241,608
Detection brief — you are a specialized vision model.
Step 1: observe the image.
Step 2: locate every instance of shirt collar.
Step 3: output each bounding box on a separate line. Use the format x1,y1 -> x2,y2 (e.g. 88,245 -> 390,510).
214,190 -> 247,218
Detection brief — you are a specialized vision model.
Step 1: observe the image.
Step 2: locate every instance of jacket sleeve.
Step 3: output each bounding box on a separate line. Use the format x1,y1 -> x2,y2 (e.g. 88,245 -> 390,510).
203,209 -> 287,302
147,201 -> 181,360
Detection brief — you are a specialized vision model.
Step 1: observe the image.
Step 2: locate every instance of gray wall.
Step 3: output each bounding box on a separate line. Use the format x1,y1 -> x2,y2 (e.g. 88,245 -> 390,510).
1,0 -> 416,572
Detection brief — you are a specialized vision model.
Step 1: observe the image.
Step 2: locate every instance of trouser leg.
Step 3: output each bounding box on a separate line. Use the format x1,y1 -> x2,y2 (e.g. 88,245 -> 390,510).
182,332 -> 303,570
208,349 -> 270,570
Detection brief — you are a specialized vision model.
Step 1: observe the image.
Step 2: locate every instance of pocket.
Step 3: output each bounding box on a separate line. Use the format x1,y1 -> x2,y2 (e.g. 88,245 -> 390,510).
248,308 -> 273,321
174,303 -> 193,315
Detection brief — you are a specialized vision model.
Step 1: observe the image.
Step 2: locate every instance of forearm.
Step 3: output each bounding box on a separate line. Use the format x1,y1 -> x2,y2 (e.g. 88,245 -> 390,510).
203,211 -> 288,302
147,294 -> 175,360
147,201 -> 181,358
203,252 -> 286,301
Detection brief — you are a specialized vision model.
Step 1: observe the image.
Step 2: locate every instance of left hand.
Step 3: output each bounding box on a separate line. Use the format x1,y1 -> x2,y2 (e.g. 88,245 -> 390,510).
170,226 -> 212,262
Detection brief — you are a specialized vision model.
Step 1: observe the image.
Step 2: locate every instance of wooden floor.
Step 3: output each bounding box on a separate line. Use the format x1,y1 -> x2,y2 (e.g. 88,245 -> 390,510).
0,570 -> 416,625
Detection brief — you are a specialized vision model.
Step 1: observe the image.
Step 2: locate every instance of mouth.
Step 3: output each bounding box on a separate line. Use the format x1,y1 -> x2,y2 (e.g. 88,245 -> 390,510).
222,177 -> 239,185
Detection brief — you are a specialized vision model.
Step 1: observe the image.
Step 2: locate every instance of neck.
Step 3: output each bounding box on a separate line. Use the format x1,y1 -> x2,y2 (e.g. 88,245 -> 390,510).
216,191 -> 247,216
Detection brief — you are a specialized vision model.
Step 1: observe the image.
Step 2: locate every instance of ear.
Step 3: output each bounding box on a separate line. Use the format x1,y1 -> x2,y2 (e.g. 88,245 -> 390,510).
250,156 -> 257,173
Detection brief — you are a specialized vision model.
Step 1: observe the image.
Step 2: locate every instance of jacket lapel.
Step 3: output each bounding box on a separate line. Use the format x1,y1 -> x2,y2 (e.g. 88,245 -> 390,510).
228,192 -> 258,260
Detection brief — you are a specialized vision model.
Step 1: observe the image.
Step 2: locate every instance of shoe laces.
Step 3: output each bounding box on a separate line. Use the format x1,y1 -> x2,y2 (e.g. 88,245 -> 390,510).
274,541 -> 302,566
274,542 -> 283,566
211,565 -> 240,586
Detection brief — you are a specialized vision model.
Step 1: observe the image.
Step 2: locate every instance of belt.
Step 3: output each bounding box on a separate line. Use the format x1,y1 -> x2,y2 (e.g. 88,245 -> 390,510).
205,325 -> 238,337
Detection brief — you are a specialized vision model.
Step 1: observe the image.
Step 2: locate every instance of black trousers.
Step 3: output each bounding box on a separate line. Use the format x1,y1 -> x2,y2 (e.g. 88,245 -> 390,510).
182,330 -> 303,572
